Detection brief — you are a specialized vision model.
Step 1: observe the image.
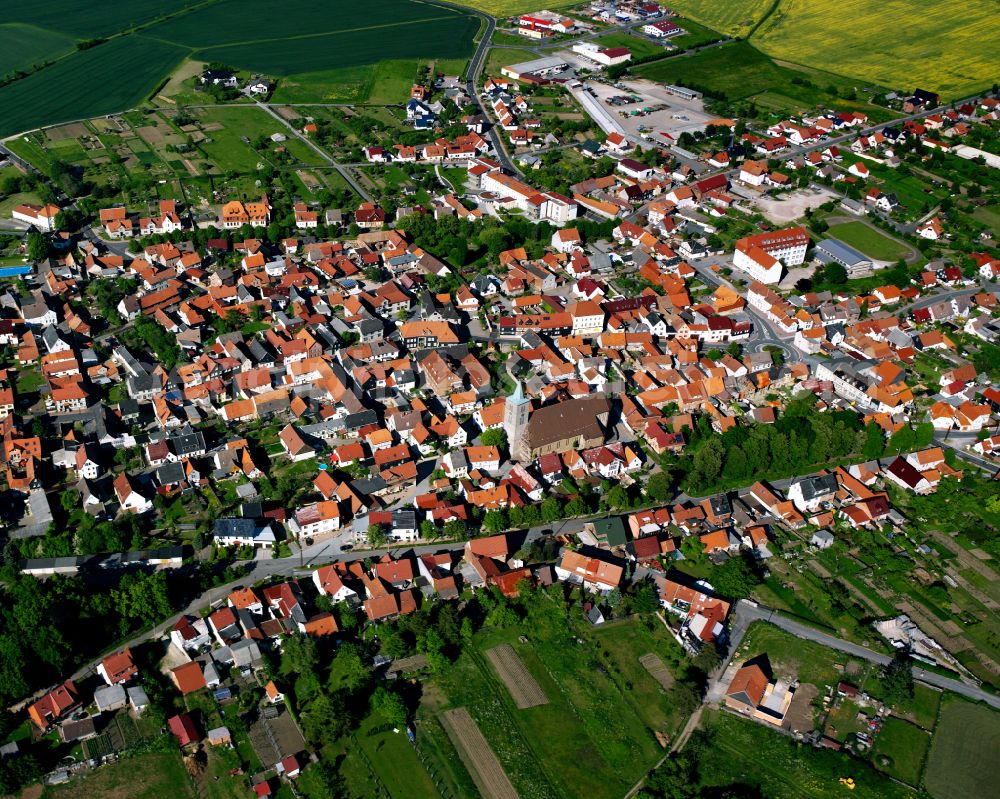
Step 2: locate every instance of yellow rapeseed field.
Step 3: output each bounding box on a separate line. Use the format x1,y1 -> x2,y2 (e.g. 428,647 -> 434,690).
662,0 -> 771,37
449,0 -> 578,18
754,0 -> 998,99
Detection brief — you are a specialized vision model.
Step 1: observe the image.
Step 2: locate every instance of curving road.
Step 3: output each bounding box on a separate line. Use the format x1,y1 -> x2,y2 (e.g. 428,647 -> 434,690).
729,601 -> 1000,710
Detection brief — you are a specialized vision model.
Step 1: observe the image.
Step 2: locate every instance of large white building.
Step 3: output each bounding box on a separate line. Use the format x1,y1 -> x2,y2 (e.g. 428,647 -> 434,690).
732,227 -> 810,284
733,243 -> 783,284
480,170 -> 577,224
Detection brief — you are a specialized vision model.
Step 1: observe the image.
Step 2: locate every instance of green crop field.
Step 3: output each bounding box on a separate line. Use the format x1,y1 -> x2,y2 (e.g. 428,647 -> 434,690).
0,35 -> 188,137
151,0 -> 451,48
0,0 -> 478,136
827,222 -> 911,262
872,717 -> 931,786
924,700 -> 1000,799
3,0 -> 191,38
0,23 -> 76,77
194,17 -> 478,77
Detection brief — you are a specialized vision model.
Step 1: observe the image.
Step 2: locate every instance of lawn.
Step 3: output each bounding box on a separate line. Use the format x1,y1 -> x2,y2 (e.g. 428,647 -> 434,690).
971,203 -> 1000,235
354,713 -> 444,799
826,221 -> 910,262
697,710 -> 918,799
634,41 -> 885,118
872,717 -> 930,786
0,22 -> 76,77
0,191 -> 44,219
924,699 -> 1000,799
485,48 -> 539,76
43,749 -> 196,799
753,0 -> 998,99
595,32 -> 668,61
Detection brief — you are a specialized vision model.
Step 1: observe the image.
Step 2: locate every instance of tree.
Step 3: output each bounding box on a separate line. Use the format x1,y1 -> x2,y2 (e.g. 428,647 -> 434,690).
480,428 -> 507,449
823,262 -> 848,285
420,519 -> 436,540
370,687 -> 407,726
301,692 -> 349,744
59,489 -> 80,513
367,524 -> 387,548
862,421 -> 885,459
632,583 -> 659,615
606,484 -> 630,509
880,655 -> 914,705
541,497 -> 561,523
646,471 -> 672,503
483,509 -> 508,534
26,231 -> 49,262
281,634 -> 318,678
710,555 -> 759,599
565,497 -> 588,517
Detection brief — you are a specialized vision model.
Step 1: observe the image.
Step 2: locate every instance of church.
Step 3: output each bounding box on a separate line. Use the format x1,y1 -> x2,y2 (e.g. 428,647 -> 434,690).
504,382 -> 611,462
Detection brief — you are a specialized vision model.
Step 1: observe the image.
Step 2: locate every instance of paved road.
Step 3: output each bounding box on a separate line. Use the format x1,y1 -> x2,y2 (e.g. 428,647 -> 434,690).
255,100 -> 373,202
731,601 -> 1000,710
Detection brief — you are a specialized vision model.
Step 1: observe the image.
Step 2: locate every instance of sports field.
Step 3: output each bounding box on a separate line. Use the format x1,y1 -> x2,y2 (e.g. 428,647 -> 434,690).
827,222 -> 910,262
0,0 -> 478,136
924,700 -> 1000,799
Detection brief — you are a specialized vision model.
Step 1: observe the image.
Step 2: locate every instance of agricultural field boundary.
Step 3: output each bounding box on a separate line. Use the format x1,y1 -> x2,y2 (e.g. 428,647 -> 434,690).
442,708 -> 520,799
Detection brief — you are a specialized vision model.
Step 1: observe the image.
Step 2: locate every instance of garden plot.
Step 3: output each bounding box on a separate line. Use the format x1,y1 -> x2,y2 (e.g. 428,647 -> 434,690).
442,708 -> 519,799
486,644 -> 548,709
638,652 -> 674,691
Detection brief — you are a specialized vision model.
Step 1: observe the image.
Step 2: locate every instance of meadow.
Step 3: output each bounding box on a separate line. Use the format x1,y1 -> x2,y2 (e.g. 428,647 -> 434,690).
43,749 -> 196,799
871,717 -> 930,786
924,700 -> 1000,799
697,711 -> 919,799
634,41 -> 883,117
432,614 -> 673,799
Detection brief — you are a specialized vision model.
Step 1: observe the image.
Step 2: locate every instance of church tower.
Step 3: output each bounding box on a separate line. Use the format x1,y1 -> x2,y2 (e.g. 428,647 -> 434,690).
503,380 -> 530,458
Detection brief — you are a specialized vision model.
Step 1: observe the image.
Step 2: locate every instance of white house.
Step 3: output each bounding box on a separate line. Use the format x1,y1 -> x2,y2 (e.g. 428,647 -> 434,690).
12,203 -> 59,232
294,500 -> 342,537
312,565 -> 359,604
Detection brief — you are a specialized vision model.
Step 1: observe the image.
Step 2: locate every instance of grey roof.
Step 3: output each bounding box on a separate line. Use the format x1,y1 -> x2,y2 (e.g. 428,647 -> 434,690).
794,474 -> 839,501
815,238 -> 873,268
94,684 -> 127,710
